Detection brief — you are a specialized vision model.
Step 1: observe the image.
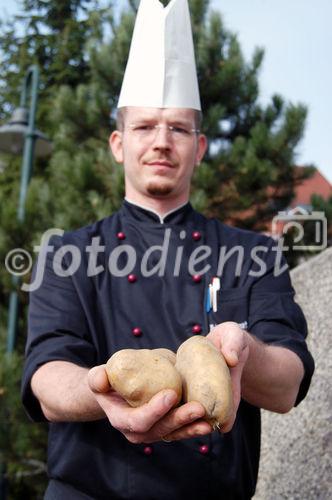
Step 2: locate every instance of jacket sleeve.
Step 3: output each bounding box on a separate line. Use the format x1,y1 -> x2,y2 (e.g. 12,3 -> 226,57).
248,243 -> 315,406
21,235 -> 96,422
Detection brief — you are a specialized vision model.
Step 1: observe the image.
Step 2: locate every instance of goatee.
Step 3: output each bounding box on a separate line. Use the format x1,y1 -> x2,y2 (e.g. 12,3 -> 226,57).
147,183 -> 173,197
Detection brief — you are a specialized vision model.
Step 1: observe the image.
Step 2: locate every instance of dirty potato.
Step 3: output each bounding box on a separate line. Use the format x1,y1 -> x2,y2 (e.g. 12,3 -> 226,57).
176,336 -> 233,430
153,348 -> 176,365
106,349 -> 182,407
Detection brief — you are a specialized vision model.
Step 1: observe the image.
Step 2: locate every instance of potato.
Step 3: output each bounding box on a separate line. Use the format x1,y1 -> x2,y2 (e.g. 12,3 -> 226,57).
153,348 -> 176,365
175,336 -> 233,430
106,348 -> 182,407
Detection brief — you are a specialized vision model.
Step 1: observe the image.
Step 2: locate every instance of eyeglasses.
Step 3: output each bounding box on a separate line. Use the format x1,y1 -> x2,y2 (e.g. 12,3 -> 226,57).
125,123 -> 200,142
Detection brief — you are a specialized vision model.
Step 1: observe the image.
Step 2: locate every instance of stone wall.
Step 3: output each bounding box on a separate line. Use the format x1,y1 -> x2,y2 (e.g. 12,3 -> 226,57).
254,247 -> 332,500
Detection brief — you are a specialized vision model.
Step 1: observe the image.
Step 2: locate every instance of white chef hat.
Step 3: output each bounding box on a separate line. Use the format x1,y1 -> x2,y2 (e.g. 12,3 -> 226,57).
117,0 -> 201,111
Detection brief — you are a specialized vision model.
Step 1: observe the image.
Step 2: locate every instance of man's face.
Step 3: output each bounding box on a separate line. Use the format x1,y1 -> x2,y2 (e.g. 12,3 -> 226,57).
110,107 -> 207,203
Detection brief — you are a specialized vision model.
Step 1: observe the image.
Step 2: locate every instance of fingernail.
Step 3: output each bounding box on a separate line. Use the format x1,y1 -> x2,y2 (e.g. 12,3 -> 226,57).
189,413 -> 200,421
164,392 -> 176,407
190,408 -> 204,420
231,350 -> 239,362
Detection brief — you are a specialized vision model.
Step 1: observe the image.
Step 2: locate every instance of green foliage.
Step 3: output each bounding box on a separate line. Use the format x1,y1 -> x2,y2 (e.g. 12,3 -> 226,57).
191,6 -> 310,230
0,0 -> 316,496
0,349 -> 48,499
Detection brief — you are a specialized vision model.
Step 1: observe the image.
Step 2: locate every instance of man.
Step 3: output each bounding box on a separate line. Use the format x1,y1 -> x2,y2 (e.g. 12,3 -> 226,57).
22,1 -> 314,498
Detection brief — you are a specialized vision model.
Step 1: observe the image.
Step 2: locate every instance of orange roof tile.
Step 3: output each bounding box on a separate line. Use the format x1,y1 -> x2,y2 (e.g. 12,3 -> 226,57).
291,168 -> 332,207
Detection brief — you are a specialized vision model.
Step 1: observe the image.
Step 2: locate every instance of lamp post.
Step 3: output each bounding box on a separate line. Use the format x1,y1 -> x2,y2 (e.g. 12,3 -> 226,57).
0,65 -> 52,353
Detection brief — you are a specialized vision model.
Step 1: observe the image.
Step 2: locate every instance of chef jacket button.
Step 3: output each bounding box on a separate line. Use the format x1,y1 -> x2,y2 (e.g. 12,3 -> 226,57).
117,232 -> 126,240
199,444 -> 209,455
192,324 -> 202,334
132,327 -> 142,337
143,446 -> 153,456
192,231 -> 202,241
128,274 -> 137,283
192,274 -> 202,283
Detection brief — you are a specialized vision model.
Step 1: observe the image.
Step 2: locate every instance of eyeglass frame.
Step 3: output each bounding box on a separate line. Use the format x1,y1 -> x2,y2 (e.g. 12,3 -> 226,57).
124,123 -> 201,141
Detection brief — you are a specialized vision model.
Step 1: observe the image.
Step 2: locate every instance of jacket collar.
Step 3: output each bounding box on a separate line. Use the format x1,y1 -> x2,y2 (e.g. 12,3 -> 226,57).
121,199 -> 194,224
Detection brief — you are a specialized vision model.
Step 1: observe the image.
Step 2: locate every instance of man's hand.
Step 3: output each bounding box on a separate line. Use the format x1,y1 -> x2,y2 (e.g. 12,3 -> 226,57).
206,322 -> 249,433
88,365 -> 212,444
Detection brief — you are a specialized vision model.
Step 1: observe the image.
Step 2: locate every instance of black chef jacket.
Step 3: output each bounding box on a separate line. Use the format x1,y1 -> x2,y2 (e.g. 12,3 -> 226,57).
22,200 -> 314,500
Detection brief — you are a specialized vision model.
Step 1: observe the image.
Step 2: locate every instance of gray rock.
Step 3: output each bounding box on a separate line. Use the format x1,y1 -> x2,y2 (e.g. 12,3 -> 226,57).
254,247 -> 332,500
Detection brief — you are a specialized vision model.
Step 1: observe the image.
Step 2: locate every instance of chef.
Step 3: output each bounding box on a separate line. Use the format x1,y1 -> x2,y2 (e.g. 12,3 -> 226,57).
22,1 -> 314,498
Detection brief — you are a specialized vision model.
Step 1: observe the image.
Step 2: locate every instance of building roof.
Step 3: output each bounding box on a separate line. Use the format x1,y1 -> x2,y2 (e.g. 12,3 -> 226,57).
224,167 -> 331,232
291,167 -> 332,208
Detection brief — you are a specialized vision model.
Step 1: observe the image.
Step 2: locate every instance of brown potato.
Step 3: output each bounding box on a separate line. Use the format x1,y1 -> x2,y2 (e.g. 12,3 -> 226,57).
106,349 -> 182,408
175,336 -> 233,430
153,348 -> 176,365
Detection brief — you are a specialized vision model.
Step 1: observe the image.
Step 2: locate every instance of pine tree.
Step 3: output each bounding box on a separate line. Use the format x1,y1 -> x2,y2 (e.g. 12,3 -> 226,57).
191,6 -> 313,230
0,0 -> 314,496
0,1 -> 115,497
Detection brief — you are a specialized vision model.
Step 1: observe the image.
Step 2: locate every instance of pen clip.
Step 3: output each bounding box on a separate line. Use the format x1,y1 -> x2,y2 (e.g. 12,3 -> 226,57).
212,277 -> 220,312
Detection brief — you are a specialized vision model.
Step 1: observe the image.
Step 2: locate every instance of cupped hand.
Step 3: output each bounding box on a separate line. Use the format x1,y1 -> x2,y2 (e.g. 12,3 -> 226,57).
87,365 -> 212,444
206,322 -> 250,433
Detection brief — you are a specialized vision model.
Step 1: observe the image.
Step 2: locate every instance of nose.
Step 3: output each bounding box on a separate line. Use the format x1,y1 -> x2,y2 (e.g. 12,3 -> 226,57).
152,125 -> 172,150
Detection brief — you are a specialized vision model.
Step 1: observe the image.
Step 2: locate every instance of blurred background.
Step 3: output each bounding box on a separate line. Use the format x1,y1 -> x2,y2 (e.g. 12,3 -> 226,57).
0,1 -> 331,498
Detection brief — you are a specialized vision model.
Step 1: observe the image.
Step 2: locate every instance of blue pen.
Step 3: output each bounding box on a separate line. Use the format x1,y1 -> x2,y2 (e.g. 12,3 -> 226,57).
205,284 -> 212,313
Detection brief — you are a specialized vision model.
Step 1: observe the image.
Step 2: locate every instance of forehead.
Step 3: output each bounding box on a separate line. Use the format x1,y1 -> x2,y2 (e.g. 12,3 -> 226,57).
125,107 -> 196,124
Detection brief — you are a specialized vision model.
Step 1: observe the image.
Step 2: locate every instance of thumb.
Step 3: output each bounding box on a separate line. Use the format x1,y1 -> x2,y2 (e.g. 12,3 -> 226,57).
221,348 -> 240,368
87,365 -> 111,394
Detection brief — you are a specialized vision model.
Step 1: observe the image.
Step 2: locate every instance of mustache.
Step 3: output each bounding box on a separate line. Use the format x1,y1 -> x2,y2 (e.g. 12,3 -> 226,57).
143,157 -> 178,167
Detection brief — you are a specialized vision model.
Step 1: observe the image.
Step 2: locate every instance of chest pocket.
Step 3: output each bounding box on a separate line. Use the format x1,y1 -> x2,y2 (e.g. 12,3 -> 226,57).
207,286 -> 250,328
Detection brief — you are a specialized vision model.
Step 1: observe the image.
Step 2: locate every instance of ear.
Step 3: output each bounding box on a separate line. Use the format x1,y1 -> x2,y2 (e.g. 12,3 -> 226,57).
195,134 -> 208,165
109,131 -> 124,163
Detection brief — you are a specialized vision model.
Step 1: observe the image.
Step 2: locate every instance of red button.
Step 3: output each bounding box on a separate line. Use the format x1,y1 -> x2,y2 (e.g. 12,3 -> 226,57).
132,327 -> 142,337
117,232 -> 126,240
192,231 -> 201,241
143,446 -> 153,456
192,324 -> 202,334
128,274 -> 137,283
199,444 -> 209,455
192,274 -> 202,283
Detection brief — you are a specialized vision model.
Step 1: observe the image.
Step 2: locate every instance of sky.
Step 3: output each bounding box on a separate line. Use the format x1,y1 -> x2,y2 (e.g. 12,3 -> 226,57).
210,0 -> 332,183
0,0 -> 331,183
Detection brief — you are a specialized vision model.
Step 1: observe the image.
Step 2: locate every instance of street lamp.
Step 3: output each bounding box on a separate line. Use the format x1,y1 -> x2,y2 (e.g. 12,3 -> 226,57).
0,65 -> 52,353
0,107 -> 51,157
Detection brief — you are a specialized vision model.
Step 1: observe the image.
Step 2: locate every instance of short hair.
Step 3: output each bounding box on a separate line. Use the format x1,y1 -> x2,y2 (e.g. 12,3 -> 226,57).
116,107 -> 203,132
116,107 -> 127,131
